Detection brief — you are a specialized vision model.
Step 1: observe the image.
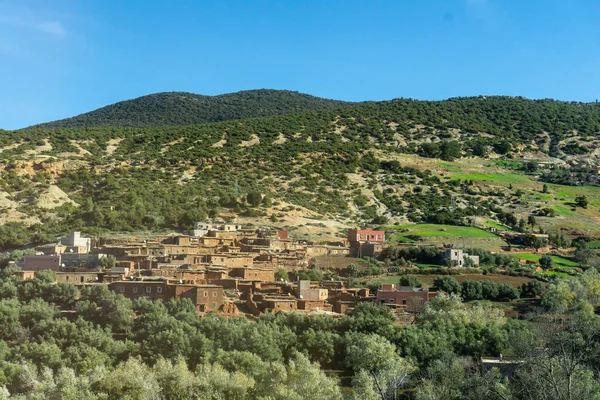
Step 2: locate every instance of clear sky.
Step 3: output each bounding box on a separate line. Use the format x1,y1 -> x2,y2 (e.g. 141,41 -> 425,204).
1,0 -> 599,129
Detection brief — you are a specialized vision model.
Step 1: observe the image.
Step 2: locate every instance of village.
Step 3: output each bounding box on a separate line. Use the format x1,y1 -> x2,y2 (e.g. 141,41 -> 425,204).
9,222 -> 487,318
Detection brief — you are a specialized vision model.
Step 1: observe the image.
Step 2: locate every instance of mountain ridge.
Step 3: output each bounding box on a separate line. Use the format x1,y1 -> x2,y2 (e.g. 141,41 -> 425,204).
31,89 -> 358,129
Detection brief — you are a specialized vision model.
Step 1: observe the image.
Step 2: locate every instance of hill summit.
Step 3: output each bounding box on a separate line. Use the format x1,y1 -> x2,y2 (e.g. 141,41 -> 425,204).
33,89 -> 355,128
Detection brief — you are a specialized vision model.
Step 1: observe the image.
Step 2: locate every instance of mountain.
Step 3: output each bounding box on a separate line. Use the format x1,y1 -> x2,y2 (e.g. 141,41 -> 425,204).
2,94 -> 600,248
32,89 -> 356,128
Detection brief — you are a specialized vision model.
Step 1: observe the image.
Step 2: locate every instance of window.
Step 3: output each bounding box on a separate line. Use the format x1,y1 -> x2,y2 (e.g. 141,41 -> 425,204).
204,291 -> 208,297
118,286 -> 124,293
146,286 -> 151,293
133,287 -> 138,293
402,299 -> 407,305
157,287 -> 163,293
212,292 -> 217,297
212,303 -> 217,309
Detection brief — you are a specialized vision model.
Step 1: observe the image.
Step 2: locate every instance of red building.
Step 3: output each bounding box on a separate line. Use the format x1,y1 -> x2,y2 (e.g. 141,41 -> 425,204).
348,228 -> 385,257
376,284 -> 432,307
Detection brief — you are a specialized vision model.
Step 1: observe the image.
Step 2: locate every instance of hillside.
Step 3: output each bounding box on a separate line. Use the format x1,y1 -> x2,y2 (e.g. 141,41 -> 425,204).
1,95 -> 600,248
32,89 -> 355,128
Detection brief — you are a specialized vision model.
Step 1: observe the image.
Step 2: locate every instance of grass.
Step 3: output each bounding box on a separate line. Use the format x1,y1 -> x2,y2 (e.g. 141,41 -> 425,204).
553,204 -> 577,216
538,271 -> 571,277
491,160 -> 523,170
389,224 -> 498,241
511,253 -> 579,268
588,241 -> 600,249
485,220 -> 513,231
363,273 -> 534,289
438,161 -> 463,173
450,173 -> 531,183
549,184 -> 600,208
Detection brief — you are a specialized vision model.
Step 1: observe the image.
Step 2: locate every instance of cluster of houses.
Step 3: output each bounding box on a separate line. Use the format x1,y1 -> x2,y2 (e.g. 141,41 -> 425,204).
11,224 -> 481,316
13,226 -> 396,315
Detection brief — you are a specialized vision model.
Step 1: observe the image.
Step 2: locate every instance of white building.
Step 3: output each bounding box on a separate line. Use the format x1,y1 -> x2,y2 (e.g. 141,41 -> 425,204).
60,232 -> 91,254
443,246 -> 479,267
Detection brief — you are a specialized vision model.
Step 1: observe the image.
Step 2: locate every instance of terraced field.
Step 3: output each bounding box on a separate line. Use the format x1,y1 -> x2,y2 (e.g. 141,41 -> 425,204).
511,253 -> 580,268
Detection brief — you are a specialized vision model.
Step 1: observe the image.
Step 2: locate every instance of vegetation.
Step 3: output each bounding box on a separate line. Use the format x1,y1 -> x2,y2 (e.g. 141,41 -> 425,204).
33,89 -> 355,128
0,266 -> 599,398
0,92 -> 599,246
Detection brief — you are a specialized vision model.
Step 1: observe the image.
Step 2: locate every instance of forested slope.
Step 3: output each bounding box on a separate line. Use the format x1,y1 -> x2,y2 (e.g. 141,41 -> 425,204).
32,89 -> 355,128
0,95 -> 599,247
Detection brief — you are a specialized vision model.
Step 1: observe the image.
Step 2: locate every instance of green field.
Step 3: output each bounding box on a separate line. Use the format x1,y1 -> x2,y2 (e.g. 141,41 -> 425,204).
389,224 -> 498,241
363,273 -> 534,289
438,161 -> 463,173
490,160 -> 524,170
588,241 -> 600,249
553,204 -> 577,216
485,220 -> 513,231
450,173 -> 531,183
549,184 -> 600,208
512,253 -> 579,268
538,271 -> 571,277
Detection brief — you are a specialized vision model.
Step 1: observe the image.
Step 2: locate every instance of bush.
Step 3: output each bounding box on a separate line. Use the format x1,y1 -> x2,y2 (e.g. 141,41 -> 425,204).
399,275 -> 422,288
433,276 -> 461,294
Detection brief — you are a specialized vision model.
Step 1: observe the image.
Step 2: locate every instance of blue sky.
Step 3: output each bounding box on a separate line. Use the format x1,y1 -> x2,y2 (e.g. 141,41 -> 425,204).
1,0 -> 599,129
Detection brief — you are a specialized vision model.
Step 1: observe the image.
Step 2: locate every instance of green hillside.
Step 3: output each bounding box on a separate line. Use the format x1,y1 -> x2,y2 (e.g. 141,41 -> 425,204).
32,89 -> 356,128
0,94 -> 599,248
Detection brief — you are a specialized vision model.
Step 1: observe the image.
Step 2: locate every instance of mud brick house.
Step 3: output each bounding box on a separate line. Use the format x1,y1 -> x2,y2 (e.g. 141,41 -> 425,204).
297,280 -> 328,301
376,284 -> 434,307
229,267 -> 275,282
109,278 -> 169,301
347,228 -> 386,258
109,277 -> 225,312
167,284 -> 224,313
199,254 -> 254,268
12,271 -> 36,280
18,255 -> 61,271
55,272 -> 102,284
327,288 -> 372,313
348,228 -> 385,242
297,299 -> 332,312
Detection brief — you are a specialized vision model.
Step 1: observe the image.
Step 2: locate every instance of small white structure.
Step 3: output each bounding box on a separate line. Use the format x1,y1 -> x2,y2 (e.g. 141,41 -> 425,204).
61,232 -> 91,253
443,245 -> 479,267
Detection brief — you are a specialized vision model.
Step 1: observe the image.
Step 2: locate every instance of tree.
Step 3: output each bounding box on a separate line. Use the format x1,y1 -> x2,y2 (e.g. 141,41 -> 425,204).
528,215 -> 536,228
345,333 -> 413,400
481,280 -> 499,300
539,255 -> 553,268
542,184 -> 549,193
461,280 -> 483,301
496,283 -> 519,301
99,255 -> 116,269
399,275 -> 422,288
35,269 -> 56,284
440,141 -> 461,161
275,269 -> 289,282
472,142 -> 487,157
246,191 -> 262,207
433,276 -> 461,295
575,194 -> 589,208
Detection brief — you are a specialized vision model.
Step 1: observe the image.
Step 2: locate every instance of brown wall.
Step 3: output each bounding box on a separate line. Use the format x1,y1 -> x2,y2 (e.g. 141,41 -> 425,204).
56,272 -> 100,284
109,281 -> 168,300
377,290 -> 429,306
20,256 -> 61,272
229,268 -> 275,282
171,285 -> 224,312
